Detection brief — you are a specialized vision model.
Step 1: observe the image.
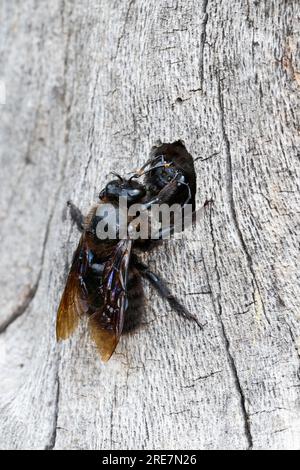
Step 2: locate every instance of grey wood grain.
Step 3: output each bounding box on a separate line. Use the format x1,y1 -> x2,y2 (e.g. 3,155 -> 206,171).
0,0 -> 299,450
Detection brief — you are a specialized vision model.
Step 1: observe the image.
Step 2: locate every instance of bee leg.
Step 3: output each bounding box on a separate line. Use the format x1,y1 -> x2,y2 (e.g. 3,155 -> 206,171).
133,258 -> 203,329
67,200 -> 85,232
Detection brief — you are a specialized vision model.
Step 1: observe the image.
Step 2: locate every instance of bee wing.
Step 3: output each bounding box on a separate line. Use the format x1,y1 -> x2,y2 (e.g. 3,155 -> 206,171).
88,239 -> 133,362
56,235 -> 91,341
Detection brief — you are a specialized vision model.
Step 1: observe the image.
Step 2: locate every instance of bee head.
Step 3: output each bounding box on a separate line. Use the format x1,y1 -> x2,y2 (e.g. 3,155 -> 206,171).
99,175 -> 146,204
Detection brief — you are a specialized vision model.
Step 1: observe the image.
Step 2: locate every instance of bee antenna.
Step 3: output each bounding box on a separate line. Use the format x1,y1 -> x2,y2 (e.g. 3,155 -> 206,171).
109,172 -> 123,182
128,174 -> 137,182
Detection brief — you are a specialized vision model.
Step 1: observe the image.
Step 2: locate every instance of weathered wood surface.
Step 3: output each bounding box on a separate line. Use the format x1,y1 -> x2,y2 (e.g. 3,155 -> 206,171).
0,0 -> 299,450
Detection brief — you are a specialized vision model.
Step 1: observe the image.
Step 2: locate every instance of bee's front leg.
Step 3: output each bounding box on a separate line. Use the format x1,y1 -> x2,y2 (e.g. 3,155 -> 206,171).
67,200 -> 85,232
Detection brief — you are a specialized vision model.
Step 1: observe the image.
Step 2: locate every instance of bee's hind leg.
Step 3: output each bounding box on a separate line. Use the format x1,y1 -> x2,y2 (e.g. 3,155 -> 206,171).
133,258 -> 203,329
67,200 -> 85,232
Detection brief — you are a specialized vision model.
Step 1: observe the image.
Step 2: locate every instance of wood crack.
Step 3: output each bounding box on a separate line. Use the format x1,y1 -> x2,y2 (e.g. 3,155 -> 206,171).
203,220 -> 254,450
115,0 -> 135,58
45,372 -> 60,450
195,151 -> 220,163
0,282 -> 40,334
110,384 -> 117,448
284,321 -> 300,361
183,370 -> 222,388
200,0 -> 209,88
83,65 -> 100,181
217,76 -> 271,326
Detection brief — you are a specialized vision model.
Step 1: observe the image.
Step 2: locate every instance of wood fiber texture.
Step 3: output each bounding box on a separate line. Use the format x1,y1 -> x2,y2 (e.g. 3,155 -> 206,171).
0,0 -> 299,450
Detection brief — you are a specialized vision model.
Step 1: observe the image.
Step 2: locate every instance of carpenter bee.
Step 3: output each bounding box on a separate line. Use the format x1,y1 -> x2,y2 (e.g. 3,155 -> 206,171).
56,141 -> 200,361
144,140 -> 197,210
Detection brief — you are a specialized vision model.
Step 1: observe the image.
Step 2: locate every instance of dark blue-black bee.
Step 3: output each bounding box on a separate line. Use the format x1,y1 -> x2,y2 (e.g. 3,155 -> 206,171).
56,141 -> 200,361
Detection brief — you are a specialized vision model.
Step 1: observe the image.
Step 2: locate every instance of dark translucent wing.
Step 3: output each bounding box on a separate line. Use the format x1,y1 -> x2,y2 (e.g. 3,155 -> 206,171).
89,239 -> 133,362
56,235 -> 91,341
